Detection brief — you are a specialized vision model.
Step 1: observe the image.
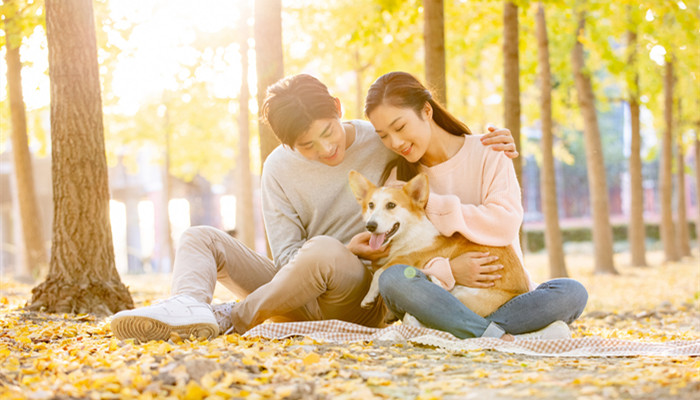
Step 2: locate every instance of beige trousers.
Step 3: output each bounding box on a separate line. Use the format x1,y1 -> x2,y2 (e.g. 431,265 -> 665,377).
170,226 -> 386,334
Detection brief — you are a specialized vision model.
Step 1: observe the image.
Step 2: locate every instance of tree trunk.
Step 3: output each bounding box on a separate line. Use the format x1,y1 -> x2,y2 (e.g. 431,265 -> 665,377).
535,3 -> 567,278
675,100 -> 691,257
5,21 -> 48,280
626,27 -> 647,267
503,0 -> 522,182
28,0 -> 133,316
161,99 -> 175,270
659,60 -> 679,262
571,13 -> 617,275
695,128 -> 700,253
254,0 -> 283,259
424,0 -> 446,105
254,0 -> 283,166
237,1 -> 256,249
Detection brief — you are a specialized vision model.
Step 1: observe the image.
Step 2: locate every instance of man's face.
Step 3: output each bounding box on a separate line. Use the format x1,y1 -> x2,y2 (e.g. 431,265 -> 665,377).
293,118 -> 347,167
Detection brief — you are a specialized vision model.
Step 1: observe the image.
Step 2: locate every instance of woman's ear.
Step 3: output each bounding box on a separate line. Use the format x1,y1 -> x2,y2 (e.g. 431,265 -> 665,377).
423,102 -> 433,120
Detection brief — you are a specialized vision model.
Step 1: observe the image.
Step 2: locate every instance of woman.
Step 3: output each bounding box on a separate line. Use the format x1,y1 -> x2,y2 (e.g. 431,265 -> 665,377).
365,71 -> 587,341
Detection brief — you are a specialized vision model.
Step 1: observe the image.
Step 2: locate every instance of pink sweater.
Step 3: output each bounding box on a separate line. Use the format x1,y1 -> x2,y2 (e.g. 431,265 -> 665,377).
403,135 -> 535,291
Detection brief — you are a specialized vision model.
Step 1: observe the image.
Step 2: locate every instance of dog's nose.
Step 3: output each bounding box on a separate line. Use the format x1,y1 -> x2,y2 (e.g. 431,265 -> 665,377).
366,220 -> 377,232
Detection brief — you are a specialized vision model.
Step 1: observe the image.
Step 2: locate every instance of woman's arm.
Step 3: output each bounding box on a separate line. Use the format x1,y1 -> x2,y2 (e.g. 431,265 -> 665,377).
421,151 -> 523,289
426,151 -> 523,246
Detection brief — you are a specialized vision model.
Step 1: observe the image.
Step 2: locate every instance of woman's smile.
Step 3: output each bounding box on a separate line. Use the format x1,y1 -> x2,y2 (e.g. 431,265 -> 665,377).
398,144 -> 413,157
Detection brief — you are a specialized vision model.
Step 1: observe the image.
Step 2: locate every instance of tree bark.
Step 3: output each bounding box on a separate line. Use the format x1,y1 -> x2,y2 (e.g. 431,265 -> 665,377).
659,60 -> 679,262
675,100 -> 691,257
237,1 -> 256,249
503,0 -> 522,182
424,0 -> 446,105
695,127 -> 700,253
28,0 -> 133,316
626,27 -> 647,267
535,3 -> 567,278
254,0 -> 284,259
5,20 -> 48,280
571,12 -> 617,274
254,0 -> 283,166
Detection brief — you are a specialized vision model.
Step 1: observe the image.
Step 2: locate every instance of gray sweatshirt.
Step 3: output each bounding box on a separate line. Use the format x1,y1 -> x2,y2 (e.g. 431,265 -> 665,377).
261,120 -> 395,268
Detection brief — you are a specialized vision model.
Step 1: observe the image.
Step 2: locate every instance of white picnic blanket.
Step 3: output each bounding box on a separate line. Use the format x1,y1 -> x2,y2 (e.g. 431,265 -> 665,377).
243,319 -> 700,357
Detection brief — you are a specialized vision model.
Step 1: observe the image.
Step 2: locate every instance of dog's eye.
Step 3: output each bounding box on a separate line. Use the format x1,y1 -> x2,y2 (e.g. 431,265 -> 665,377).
386,202 -> 396,209
368,202 -> 374,210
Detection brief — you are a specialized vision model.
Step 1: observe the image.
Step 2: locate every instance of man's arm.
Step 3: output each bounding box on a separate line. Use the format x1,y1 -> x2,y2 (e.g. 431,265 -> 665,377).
260,164 -> 308,269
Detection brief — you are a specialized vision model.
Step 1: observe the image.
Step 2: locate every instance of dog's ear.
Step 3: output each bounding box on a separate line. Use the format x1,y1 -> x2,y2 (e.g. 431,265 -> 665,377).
348,170 -> 375,204
403,173 -> 429,208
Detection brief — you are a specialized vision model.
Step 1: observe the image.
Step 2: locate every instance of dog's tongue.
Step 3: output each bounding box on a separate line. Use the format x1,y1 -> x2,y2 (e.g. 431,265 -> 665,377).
369,233 -> 386,250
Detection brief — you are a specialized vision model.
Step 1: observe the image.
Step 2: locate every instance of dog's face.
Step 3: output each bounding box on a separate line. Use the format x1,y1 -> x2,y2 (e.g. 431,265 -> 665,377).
348,171 -> 430,250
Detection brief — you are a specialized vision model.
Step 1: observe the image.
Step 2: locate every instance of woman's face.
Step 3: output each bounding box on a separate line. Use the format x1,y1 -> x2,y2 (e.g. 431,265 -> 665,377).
293,118 -> 347,166
368,103 -> 431,163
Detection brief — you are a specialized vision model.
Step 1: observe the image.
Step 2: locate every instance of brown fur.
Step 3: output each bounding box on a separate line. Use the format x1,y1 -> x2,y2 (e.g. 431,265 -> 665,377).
349,170 -> 530,317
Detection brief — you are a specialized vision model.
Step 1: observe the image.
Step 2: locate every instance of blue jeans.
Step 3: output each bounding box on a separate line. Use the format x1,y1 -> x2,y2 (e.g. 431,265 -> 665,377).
378,264 -> 588,339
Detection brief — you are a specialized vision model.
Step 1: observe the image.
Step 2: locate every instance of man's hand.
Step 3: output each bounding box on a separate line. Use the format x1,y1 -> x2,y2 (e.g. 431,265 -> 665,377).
481,126 -> 519,159
450,251 -> 503,288
347,231 -> 390,262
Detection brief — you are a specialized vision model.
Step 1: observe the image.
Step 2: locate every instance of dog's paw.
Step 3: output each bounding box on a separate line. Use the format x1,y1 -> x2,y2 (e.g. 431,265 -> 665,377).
360,296 -> 376,309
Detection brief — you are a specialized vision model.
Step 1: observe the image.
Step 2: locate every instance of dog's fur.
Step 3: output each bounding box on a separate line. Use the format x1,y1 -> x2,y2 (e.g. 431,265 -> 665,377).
348,170 -> 530,317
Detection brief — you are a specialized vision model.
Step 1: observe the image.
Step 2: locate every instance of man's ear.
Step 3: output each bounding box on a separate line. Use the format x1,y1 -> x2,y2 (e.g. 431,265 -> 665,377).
334,97 -> 342,117
403,173 -> 429,209
348,170 -> 375,204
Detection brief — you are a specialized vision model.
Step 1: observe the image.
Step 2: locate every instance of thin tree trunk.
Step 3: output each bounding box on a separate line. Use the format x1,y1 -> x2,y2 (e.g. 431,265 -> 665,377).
535,3 -> 567,278
237,1 -> 255,249
29,0 -> 133,316
255,0 -> 283,165
675,100 -> 691,257
694,127 -> 700,252
5,21 -> 48,280
161,99 -> 175,269
503,0 -> 522,183
659,60 -> 679,262
571,12 -> 617,274
626,27 -> 647,267
424,0 -> 446,105
353,49 -> 369,119
254,0 -> 283,259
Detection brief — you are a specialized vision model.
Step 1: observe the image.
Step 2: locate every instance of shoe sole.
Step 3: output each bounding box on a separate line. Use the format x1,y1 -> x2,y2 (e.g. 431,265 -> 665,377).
111,316 -> 219,342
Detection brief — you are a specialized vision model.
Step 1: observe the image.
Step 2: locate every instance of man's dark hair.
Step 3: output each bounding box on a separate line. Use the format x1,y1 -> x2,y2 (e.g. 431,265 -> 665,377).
260,74 -> 340,147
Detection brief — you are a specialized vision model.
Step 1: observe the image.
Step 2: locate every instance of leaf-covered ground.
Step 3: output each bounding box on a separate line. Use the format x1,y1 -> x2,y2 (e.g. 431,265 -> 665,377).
1,250 -> 699,399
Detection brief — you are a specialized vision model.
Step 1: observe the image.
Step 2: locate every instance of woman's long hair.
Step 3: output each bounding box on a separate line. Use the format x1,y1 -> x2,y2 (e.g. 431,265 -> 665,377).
364,71 -> 472,183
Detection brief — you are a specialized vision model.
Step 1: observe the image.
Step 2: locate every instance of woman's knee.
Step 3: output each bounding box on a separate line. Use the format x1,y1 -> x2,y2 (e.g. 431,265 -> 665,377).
548,278 -> 588,317
378,265 -> 422,298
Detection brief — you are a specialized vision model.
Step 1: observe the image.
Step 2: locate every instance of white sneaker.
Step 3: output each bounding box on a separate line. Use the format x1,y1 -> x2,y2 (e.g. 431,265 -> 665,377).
514,320 -> 571,340
111,294 -> 219,342
211,301 -> 237,335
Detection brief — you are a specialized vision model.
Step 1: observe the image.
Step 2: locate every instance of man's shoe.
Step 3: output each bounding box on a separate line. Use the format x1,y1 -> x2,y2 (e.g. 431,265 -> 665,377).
111,294 -> 219,342
211,301 -> 237,335
514,320 -> 571,340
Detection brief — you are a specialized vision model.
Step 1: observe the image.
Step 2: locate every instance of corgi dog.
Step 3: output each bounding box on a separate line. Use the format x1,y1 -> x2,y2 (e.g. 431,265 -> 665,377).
348,170 -> 530,317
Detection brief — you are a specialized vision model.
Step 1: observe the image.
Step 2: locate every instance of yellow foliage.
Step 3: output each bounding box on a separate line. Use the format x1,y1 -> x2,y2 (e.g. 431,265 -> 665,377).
0,252 -> 698,399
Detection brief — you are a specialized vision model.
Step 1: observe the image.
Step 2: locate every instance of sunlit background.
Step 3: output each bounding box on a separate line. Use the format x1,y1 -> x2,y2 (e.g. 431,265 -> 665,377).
0,0 -> 697,277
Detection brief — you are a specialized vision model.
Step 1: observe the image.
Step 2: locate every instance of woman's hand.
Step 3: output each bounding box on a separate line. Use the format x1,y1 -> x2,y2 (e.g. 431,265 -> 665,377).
480,126 -> 519,159
347,231 -> 390,262
449,252 -> 503,288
